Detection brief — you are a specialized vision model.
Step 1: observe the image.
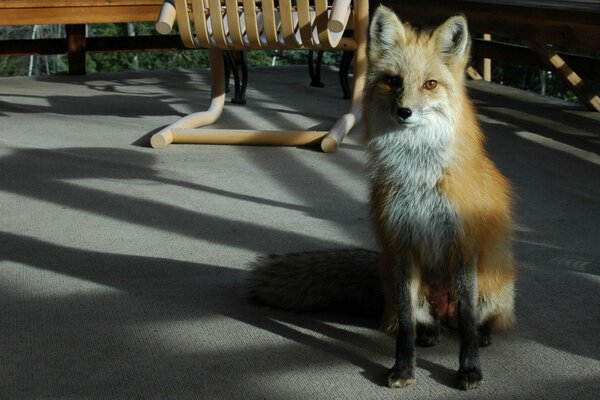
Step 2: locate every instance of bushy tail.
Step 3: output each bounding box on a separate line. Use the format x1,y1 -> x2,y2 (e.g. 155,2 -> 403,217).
248,248 -> 384,317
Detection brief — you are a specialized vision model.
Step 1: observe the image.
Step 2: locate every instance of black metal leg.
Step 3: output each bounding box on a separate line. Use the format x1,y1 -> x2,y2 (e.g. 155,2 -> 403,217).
227,51 -> 247,105
223,52 -> 232,93
339,51 -> 353,100
308,50 -> 325,88
234,51 -> 248,105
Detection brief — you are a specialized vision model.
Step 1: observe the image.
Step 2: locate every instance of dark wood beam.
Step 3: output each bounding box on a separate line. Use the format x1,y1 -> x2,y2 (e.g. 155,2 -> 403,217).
472,39 -> 600,80
385,0 -> 600,52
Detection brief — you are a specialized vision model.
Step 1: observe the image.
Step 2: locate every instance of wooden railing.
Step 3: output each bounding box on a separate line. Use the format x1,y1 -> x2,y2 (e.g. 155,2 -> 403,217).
0,1 -> 183,74
384,0 -> 600,111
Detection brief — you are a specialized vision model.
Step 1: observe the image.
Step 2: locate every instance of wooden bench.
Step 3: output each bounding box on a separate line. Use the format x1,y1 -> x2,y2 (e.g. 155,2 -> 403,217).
0,0 -> 353,104
0,0 -> 184,74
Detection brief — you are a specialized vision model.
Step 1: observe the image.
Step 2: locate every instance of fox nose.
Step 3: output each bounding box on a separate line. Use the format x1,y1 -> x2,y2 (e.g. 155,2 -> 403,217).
397,108 -> 413,119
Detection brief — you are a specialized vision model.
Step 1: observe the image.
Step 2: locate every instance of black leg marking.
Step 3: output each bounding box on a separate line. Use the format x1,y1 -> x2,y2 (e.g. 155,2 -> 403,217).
455,258 -> 482,390
478,320 -> 492,347
387,261 -> 416,388
416,322 -> 440,347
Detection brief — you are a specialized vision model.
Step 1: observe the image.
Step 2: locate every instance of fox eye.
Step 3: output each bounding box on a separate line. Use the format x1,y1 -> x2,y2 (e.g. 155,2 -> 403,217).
423,80 -> 438,90
383,76 -> 401,88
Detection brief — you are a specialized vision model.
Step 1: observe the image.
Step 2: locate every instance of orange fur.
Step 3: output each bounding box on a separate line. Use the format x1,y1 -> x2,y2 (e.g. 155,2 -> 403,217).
365,7 -> 516,333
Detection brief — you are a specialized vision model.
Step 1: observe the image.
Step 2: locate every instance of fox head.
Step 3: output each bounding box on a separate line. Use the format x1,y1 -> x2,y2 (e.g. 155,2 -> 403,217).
365,6 -> 472,139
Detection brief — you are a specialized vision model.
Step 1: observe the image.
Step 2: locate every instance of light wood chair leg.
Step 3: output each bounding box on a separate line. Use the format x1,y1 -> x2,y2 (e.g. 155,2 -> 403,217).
151,48 -> 226,148
321,0 -> 367,153
322,106 -> 361,153
152,0 -> 368,151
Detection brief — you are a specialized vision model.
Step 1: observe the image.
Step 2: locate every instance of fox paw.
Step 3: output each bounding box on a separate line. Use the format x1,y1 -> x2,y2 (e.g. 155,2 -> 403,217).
455,367 -> 482,390
387,367 -> 415,388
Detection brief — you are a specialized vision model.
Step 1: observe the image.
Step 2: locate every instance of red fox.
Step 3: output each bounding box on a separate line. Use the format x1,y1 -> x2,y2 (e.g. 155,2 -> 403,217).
249,6 -> 516,391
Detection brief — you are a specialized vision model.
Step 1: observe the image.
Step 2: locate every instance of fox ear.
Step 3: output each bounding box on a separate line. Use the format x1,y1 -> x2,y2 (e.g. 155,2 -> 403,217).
368,6 -> 406,58
432,15 -> 470,67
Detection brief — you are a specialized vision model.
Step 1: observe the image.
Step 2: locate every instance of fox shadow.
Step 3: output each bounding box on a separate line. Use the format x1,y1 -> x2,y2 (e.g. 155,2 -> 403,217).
1,231 -> 458,394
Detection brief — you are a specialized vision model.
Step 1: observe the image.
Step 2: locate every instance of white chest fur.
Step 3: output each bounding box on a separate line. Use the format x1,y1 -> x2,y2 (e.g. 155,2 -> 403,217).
367,123 -> 461,266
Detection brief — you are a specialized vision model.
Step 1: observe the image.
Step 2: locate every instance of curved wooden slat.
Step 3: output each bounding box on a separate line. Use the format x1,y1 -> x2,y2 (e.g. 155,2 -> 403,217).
278,0 -> 296,47
261,0 -> 279,46
242,0 -> 261,47
225,0 -> 244,47
296,0 -> 312,47
314,0 -> 330,48
208,0 -> 228,47
175,0 -> 196,47
191,0 -> 211,47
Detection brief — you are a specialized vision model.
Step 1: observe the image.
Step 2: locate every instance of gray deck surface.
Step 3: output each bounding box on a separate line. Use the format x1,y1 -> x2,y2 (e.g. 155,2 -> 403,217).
1,66 -> 599,399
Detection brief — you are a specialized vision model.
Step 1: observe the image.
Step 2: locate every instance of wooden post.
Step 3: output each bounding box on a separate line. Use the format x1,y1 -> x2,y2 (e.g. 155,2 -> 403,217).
471,33 -> 491,82
483,33 -> 492,82
66,24 -> 86,75
528,41 -> 600,112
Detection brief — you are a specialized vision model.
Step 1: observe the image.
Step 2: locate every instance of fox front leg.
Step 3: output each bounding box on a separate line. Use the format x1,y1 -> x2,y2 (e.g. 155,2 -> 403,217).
387,259 -> 416,388
455,257 -> 483,390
